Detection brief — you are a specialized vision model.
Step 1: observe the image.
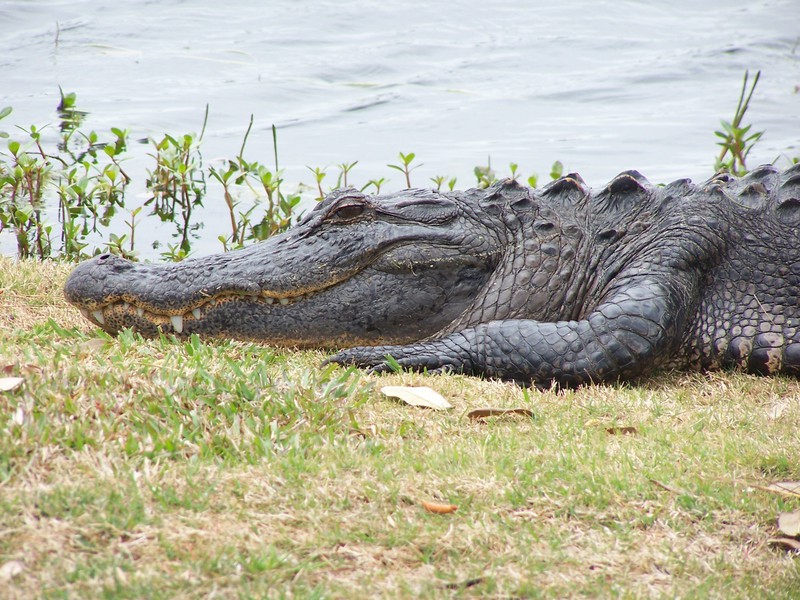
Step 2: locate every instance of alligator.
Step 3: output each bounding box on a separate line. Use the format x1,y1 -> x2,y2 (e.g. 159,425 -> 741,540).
64,163 -> 800,386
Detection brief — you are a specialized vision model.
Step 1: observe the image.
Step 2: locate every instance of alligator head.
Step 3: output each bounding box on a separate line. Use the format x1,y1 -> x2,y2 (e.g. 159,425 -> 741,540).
64,187 -> 503,348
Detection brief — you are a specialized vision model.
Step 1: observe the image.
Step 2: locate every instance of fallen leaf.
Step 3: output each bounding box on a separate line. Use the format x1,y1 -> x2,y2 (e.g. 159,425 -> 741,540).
758,481 -> 800,498
467,407 -> 534,421
778,510 -> 800,537
606,426 -> 638,435
20,363 -> 42,375
381,386 -> 452,410
421,500 -> 458,514
768,402 -> 789,420
79,338 -> 108,353
0,560 -> 24,581
768,537 -> 800,553
0,377 -> 24,393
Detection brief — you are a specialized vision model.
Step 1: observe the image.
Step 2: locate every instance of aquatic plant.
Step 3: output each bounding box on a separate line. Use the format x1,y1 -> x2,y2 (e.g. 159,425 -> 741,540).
0,72 -> 792,262
714,70 -> 764,175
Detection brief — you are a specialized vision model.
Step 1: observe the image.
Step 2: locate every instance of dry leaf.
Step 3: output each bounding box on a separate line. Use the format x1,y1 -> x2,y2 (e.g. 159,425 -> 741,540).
0,377 -> 24,393
768,402 -> 789,420
421,500 -> 458,514
0,560 -> 24,581
381,386 -> 452,410
768,537 -> 800,553
606,426 -> 638,435
778,510 -> 800,538
2,365 -> 40,378
467,407 -> 534,421
79,338 -> 108,353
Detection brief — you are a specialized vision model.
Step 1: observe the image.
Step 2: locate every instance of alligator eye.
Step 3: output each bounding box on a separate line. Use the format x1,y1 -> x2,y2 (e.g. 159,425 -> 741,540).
332,203 -> 365,220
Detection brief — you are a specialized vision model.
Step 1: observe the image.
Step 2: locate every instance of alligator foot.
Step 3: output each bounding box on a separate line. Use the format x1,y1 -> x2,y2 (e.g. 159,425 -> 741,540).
327,334 -> 473,375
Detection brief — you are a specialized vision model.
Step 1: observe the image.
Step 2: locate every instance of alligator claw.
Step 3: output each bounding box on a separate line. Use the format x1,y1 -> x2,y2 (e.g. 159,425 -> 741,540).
327,341 -> 467,376
326,346 -> 399,370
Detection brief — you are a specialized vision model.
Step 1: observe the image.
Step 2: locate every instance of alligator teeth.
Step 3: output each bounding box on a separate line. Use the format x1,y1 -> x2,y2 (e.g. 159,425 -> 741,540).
192,308 -> 202,319
80,308 -> 89,318
279,297 -> 290,305
265,297 -> 274,305
137,307 -> 144,317
122,302 -> 130,310
92,310 -> 105,325
170,315 -> 184,334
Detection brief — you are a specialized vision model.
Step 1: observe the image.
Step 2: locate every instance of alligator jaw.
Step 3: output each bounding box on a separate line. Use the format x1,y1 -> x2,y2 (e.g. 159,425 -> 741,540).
78,286 -> 343,343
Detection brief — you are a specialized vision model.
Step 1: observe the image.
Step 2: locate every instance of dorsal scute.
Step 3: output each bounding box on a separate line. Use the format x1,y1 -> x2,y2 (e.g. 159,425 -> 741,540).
782,161 -> 800,178
541,173 -> 589,206
663,178 -> 695,198
777,167 -> 800,224
696,165 -> 780,210
479,178 -> 535,214
593,170 -> 654,215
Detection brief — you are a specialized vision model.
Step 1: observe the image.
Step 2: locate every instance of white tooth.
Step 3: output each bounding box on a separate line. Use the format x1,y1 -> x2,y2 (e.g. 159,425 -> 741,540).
170,315 -> 184,334
279,297 -> 290,305
92,310 -> 105,325
80,308 -> 89,318
192,308 -> 202,319
137,307 -> 144,317
265,297 -> 274,305
122,302 -> 130,310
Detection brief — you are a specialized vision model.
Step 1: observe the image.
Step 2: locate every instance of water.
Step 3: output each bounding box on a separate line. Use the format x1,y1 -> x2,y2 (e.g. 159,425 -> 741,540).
2,0 -> 799,258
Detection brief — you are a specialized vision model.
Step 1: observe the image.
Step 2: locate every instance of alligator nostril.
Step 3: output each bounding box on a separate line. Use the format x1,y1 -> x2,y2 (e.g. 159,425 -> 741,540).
97,253 -> 112,263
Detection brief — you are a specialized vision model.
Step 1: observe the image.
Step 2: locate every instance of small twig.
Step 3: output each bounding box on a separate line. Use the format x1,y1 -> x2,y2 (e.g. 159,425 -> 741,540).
751,482 -> 800,498
649,479 -> 689,495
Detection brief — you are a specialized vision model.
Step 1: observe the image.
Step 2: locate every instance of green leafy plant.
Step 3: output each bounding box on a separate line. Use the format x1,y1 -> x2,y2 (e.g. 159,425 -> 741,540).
714,70 -> 764,175
387,152 -> 421,188
0,106 -> 12,139
430,175 -> 457,191
211,121 -> 302,251
0,133 -> 54,258
306,166 -> 327,200
336,161 -> 358,188
474,158 -> 496,188
361,177 -> 388,194
145,121 -> 207,257
549,160 -> 564,180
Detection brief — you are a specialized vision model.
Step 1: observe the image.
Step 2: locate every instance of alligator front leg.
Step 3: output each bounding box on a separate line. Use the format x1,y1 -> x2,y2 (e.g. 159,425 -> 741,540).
329,278 -> 693,386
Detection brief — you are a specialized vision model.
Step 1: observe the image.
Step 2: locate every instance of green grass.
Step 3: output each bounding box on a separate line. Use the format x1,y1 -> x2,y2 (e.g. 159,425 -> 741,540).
1,257 -> 799,598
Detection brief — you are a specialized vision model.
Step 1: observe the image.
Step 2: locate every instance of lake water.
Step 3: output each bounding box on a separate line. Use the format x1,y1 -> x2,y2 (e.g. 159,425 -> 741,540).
2,0 -> 799,258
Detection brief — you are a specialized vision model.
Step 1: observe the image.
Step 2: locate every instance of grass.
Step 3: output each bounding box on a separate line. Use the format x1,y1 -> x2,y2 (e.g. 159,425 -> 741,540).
1,256 -> 800,598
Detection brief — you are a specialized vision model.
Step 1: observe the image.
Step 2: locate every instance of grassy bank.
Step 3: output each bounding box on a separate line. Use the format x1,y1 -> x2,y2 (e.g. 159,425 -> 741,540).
1,257 -> 800,598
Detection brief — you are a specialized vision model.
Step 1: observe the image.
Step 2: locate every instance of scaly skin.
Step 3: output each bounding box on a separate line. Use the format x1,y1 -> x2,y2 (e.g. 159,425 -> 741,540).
65,164 -> 800,385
